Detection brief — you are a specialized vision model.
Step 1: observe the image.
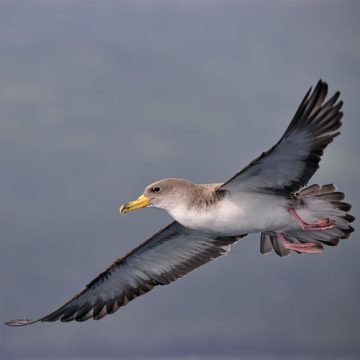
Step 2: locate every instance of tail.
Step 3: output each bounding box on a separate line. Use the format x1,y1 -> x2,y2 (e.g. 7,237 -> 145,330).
261,184 -> 355,257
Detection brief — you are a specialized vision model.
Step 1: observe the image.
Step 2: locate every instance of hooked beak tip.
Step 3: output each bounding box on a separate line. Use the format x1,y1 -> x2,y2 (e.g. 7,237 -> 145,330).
119,194 -> 150,216
119,204 -> 127,215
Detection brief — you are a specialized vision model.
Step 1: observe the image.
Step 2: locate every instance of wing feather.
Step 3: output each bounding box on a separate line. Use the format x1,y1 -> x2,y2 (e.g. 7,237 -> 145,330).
5,222 -> 245,326
220,80 -> 343,195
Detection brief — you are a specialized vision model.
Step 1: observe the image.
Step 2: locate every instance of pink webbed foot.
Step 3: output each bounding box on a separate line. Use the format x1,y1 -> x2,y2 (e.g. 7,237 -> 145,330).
288,208 -> 335,231
276,233 -> 323,254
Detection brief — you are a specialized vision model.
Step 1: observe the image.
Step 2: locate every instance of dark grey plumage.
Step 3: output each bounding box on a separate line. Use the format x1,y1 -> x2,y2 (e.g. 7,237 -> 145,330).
220,80 -> 343,195
5,223 -> 245,326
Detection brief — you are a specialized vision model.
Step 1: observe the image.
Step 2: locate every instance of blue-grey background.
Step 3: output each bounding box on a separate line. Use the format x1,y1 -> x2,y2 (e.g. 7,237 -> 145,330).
1,1 -> 359,359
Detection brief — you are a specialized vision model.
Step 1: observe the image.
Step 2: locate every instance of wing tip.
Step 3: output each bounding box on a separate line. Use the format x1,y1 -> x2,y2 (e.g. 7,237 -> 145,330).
5,318 -> 37,327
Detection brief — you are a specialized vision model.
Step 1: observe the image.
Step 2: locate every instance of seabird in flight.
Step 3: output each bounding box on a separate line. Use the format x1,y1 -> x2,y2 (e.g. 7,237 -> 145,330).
6,80 -> 354,326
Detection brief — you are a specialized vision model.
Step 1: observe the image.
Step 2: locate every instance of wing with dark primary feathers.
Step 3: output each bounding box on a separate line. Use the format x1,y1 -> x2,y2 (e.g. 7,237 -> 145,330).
220,80 -> 343,195
5,222 -> 245,326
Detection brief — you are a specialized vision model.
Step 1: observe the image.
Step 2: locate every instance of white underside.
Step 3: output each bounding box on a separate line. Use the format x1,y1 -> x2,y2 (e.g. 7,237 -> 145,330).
168,191 -> 320,236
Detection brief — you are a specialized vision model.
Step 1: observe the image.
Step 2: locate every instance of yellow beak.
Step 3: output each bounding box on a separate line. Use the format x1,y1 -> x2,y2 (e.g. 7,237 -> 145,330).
119,194 -> 151,215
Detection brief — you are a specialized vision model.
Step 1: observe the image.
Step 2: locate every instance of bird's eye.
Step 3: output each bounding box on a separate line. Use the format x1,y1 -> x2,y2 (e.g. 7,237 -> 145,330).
152,186 -> 161,193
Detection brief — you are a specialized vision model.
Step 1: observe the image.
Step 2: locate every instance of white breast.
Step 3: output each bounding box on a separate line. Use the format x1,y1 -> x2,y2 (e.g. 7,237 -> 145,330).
168,192 -> 292,235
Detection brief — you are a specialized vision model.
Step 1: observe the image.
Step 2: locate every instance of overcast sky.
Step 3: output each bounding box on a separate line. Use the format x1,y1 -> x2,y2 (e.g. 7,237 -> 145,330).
1,1 -> 360,359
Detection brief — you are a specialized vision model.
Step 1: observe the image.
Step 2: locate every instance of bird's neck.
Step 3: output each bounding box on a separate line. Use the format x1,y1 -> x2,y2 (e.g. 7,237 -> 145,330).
166,183 -> 226,229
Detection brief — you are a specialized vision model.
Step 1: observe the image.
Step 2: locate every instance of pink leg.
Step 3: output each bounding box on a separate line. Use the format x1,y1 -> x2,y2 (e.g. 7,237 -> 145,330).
276,232 -> 323,254
288,208 -> 335,231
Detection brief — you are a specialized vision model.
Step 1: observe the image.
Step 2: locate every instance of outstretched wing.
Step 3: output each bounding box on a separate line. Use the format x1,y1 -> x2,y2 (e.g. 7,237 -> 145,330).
6,222 -> 245,326
220,80 -> 343,195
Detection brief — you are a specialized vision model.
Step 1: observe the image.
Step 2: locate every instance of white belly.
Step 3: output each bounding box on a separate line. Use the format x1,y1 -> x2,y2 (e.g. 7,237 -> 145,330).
168,192 -> 295,235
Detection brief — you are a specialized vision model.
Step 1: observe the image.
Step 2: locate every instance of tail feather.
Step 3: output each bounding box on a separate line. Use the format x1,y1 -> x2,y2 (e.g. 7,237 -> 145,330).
260,232 -> 290,257
315,192 -> 345,201
260,233 -> 273,254
260,183 -> 354,257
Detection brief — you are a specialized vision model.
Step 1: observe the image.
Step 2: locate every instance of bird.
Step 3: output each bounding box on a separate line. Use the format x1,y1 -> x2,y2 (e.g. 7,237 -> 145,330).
5,80 -> 354,326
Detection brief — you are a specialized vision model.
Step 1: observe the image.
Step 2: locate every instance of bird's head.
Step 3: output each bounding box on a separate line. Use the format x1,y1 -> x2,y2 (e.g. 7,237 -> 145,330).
119,178 -> 194,215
